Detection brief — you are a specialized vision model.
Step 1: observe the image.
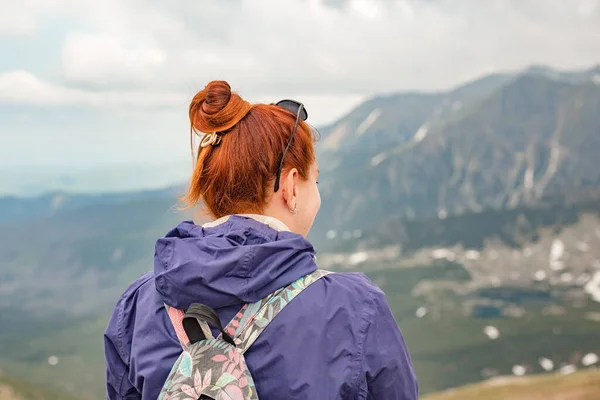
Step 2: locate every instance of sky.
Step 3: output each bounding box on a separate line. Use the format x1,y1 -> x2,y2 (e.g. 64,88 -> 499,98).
1,0 -> 600,171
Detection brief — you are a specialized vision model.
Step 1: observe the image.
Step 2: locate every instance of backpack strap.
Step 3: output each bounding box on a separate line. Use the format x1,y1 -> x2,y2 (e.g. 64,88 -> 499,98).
221,269 -> 333,353
165,304 -> 214,350
183,303 -> 235,346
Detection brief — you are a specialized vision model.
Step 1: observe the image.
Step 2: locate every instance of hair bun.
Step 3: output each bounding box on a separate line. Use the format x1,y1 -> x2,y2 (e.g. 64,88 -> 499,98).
202,80 -> 232,115
189,80 -> 252,134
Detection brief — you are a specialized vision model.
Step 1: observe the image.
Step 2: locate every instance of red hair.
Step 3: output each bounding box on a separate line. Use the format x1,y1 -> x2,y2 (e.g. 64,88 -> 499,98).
181,80 -> 316,218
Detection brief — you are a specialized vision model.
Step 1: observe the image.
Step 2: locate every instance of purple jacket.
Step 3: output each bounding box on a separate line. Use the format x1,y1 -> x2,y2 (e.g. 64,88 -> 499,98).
104,215 -> 418,399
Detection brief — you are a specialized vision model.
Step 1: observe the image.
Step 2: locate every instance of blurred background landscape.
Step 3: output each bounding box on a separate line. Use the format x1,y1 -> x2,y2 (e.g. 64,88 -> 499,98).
1,1 -> 600,399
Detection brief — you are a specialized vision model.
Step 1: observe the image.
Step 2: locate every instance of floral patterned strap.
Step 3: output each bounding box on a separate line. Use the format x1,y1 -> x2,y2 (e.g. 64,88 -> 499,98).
165,304 -> 214,351
222,269 -> 333,353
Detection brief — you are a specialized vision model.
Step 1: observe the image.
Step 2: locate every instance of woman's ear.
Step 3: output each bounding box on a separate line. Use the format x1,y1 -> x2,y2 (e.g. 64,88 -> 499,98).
282,168 -> 298,211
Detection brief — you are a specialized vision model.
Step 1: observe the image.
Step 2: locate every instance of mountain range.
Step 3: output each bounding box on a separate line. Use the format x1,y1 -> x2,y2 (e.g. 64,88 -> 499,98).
1,64 -> 600,399
312,64 -> 600,241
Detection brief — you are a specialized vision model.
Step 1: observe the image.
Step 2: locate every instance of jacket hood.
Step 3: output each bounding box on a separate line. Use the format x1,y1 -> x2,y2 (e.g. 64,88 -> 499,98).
154,215 -> 318,310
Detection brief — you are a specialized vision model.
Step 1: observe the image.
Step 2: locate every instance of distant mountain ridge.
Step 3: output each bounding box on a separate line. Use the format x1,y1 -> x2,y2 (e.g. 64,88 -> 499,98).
312,64 -> 600,241
0,163 -> 189,198
0,185 -> 183,224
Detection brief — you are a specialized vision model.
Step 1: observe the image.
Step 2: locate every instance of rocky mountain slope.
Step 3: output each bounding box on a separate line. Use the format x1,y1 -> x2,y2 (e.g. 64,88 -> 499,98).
423,369 -> 600,400
312,65 -> 600,241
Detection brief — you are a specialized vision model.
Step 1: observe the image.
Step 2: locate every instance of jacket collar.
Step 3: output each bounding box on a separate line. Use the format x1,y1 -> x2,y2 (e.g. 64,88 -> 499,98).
202,214 -> 291,233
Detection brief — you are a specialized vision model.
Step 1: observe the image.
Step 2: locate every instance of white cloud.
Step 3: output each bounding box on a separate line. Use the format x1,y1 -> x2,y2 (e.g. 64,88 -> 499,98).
349,0 -> 383,19
0,70 -> 188,107
2,0 -> 600,97
1,0 -> 599,168
578,0 -> 599,15
0,70 -> 363,126
0,8 -> 36,36
62,33 -> 167,86
0,0 -> 83,36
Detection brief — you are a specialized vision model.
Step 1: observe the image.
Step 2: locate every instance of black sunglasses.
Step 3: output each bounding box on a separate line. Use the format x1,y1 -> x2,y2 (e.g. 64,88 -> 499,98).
273,99 -> 308,193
